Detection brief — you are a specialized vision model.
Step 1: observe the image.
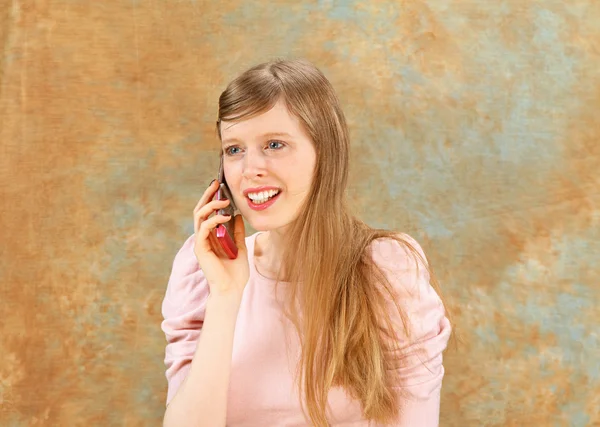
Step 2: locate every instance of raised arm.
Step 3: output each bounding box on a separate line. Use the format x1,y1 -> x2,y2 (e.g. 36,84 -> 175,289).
162,180 -> 249,427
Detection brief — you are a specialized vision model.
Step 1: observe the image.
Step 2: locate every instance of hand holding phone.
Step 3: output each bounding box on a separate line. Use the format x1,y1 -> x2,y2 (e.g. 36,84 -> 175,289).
192,170 -> 248,297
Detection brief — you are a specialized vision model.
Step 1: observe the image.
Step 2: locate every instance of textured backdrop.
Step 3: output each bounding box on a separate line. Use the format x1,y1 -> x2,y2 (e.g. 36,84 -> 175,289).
1,1 -> 599,426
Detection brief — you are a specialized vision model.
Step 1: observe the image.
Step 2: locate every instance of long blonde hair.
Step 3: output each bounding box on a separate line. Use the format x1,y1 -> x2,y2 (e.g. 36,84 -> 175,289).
217,58 -> 450,425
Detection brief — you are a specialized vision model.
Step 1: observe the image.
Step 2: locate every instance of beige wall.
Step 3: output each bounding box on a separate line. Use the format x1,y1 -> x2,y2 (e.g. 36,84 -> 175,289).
1,1 -> 599,425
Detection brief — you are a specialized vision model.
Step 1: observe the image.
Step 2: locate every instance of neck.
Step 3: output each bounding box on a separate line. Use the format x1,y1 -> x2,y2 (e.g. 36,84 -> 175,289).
254,227 -> 289,280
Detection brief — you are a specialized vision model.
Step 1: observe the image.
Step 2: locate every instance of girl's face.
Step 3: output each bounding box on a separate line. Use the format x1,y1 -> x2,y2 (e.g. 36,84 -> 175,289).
220,100 -> 317,232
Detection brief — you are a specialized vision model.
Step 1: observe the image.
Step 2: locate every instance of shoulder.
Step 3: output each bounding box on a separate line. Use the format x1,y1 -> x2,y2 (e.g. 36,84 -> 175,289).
167,233 -> 200,279
368,233 -> 430,281
162,234 -> 208,318
367,233 -> 444,315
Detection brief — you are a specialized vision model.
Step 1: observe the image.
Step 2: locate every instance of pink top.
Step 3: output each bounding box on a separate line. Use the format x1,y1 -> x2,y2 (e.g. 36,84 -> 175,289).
161,232 -> 451,426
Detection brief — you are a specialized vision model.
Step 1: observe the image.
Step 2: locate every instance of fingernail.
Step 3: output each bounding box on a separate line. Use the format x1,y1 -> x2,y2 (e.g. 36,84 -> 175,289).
209,179 -> 216,186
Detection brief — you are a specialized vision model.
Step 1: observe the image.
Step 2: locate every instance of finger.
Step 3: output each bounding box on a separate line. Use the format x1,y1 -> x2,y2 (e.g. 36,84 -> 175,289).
196,198 -> 230,222
208,230 -> 229,259
193,179 -> 219,213
198,214 -> 232,239
195,214 -> 232,254
233,214 -> 247,250
195,230 -> 221,267
193,196 -> 228,235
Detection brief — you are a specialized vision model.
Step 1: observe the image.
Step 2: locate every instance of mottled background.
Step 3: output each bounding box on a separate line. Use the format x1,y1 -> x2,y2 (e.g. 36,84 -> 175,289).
1,1 -> 598,426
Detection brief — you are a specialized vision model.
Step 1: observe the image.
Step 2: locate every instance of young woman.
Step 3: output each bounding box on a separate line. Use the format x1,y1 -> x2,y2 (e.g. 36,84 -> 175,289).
161,59 -> 452,427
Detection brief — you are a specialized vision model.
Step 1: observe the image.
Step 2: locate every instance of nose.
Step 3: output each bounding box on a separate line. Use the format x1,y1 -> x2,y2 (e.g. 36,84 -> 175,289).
241,149 -> 267,180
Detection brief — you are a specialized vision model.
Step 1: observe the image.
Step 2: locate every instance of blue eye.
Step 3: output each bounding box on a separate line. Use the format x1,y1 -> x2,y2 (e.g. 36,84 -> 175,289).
267,140 -> 284,150
224,146 -> 242,156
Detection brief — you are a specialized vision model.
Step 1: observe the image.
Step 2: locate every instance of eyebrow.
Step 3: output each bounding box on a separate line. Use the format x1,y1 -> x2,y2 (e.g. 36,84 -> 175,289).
221,132 -> 294,144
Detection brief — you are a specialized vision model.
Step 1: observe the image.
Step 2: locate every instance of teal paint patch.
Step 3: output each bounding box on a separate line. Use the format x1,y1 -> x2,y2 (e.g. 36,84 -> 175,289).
500,233 -> 600,383
557,402 -> 590,427
474,325 -> 500,344
320,0 -> 370,23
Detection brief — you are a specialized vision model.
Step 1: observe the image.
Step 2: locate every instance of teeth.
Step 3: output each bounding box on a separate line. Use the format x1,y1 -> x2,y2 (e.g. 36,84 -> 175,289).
248,189 -> 280,203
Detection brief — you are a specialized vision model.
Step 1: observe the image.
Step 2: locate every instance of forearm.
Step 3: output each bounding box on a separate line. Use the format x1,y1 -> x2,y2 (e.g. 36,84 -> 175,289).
163,292 -> 242,427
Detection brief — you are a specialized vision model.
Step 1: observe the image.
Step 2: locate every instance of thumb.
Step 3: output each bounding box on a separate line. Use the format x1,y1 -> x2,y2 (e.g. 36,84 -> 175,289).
233,214 -> 247,250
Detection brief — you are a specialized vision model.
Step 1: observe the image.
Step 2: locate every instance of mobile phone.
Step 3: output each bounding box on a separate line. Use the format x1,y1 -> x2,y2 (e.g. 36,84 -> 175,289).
213,155 -> 238,259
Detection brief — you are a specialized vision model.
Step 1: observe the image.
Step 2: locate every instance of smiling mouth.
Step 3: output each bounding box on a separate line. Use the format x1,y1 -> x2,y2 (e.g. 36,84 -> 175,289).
246,189 -> 280,205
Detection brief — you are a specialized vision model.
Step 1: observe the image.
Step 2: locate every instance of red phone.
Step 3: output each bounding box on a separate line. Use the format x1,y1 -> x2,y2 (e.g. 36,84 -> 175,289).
213,155 -> 238,259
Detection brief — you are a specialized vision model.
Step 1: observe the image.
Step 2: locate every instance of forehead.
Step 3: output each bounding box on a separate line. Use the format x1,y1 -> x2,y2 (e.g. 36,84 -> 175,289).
220,100 -> 304,143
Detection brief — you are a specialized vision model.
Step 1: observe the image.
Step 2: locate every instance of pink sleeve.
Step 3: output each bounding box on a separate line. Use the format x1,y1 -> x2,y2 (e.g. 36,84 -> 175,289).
160,234 -> 210,406
371,234 -> 452,427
